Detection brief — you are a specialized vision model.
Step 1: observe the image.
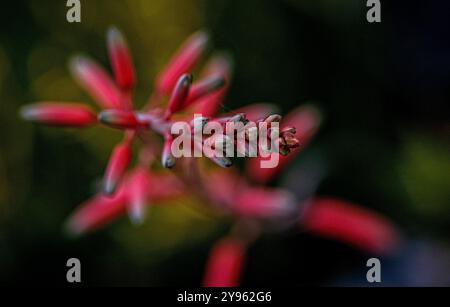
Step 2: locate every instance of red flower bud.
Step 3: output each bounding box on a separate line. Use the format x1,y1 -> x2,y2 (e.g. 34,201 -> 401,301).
70,55 -> 122,109
127,167 -> 150,224
20,103 -> 97,127
193,53 -> 232,117
103,139 -> 133,195
203,238 -> 246,287
157,31 -> 208,94
107,26 -> 136,92
184,76 -> 226,107
98,109 -> 141,130
302,197 -> 401,255
164,74 -> 192,119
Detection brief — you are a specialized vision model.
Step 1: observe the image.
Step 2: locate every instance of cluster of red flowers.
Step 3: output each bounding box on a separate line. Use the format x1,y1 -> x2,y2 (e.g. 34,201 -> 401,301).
21,27 -> 400,286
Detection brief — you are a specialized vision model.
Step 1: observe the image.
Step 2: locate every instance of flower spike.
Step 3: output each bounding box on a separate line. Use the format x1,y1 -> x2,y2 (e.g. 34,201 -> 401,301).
203,238 -> 246,287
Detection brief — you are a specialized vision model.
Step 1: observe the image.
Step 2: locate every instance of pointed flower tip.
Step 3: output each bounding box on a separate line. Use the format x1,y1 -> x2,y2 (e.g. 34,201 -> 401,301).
107,26 -> 124,44
63,219 -> 84,238
162,136 -> 176,169
128,205 -> 146,225
162,155 -> 176,169
69,54 -> 90,73
157,31 -> 208,94
206,52 -> 234,77
190,30 -> 210,49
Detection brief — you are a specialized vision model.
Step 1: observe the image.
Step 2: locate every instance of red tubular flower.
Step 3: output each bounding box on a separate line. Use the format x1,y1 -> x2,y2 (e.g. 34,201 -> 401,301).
184,76 -> 226,108
66,172 -> 184,235
127,167 -> 150,224
192,53 -> 232,118
203,238 -> 246,287
103,138 -> 133,195
98,109 -> 142,129
302,197 -> 401,255
70,55 -> 122,109
246,105 -> 322,184
157,31 -> 209,94
164,74 -> 193,119
107,26 -> 136,92
233,186 -> 296,219
65,185 -> 128,236
20,103 -> 97,127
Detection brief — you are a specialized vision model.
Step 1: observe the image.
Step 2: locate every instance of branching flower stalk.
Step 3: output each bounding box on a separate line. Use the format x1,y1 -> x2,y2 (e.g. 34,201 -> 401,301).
20,27 -> 402,287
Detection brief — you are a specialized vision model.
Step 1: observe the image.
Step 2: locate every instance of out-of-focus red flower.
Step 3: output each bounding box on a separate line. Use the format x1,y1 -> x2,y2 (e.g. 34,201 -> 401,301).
107,26 -> 136,92
66,184 -> 128,235
70,55 -> 123,109
164,74 -> 193,119
233,186 -> 296,219
103,138 -> 133,195
127,167 -> 151,224
157,31 -> 209,95
302,197 -> 401,254
203,238 -> 246,287
20,103 -> 97,127
66,171 -> 183,235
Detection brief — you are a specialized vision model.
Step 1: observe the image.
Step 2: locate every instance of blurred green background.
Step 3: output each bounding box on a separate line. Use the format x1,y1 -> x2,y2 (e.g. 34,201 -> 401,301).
0,0 -> 449,286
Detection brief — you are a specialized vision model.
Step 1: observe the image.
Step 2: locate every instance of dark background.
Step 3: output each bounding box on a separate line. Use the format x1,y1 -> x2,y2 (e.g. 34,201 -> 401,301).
0,0 -> 448,286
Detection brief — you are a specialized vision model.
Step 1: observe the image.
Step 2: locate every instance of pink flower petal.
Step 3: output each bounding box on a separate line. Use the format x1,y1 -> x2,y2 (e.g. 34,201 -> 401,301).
20,102 -> 97,127
107,26 -> 136,92
157,31 -> 209,95
302,197 -> 401,255
203,238 -> 246,287
70,55 -> 122,109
